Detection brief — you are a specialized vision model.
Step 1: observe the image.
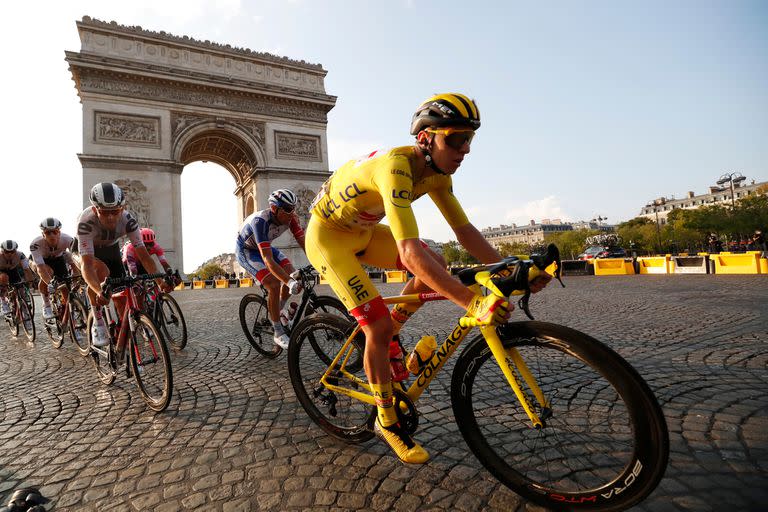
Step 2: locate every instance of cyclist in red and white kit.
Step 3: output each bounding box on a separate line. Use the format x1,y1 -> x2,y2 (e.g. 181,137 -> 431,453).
122,228 -> 172,276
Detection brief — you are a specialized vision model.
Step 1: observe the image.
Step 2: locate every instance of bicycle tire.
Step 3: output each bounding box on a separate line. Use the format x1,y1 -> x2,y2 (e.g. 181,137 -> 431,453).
21,285 -> 35,317
48,318 -> 64,348
7,298 -> 19,337
451,321 -> 669,511
86,312 -> 116,385
288,313 -> 375,443
238,293 -> 281,358
157,293 -> 187,350
69,297 -> 90,356
302,295 -> 362,369
19,298 -> 35,342
130,313 -> 173,412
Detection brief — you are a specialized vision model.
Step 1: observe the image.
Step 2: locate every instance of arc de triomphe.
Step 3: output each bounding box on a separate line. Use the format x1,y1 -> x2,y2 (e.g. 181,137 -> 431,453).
65,17 -> 336,271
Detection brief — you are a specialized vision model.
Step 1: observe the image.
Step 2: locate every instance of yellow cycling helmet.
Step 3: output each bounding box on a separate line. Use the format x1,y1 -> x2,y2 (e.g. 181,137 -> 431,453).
410,93 -> 481,135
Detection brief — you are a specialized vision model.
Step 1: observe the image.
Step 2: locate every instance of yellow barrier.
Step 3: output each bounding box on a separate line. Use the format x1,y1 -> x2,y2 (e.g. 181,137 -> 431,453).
593,258 -> 635,276
710,253 -> 761,274
386,270 -> 408,283
761,258 -> 768,274
192,281 -> 206,289
174,281 -> 186,291
239,278 -> 254,287
637,255 -> 671,274
215,279 -> 229,288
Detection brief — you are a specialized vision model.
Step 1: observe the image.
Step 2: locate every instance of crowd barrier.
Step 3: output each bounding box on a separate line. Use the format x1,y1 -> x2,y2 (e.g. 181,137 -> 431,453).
672,256 -> 709,274
192,281 -> 206,289
386,270 -> 408,283
593,258 -> 635,276
637,255 -> 671,274
214,279 -> 229,288
710,252 -> 763,275
560,260 -> 594,276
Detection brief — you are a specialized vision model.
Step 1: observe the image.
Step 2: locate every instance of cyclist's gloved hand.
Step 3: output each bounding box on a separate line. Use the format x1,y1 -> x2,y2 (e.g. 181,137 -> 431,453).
466,294 -> 510,325
287,278 -> 302,295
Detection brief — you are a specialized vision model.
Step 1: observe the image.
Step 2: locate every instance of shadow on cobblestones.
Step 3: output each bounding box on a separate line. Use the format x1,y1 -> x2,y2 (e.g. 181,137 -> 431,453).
0,277 -> 766,511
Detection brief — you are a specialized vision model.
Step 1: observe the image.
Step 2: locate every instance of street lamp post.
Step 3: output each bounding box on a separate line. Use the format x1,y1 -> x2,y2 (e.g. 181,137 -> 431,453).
716,172 -> 747,208
646,203 -> 662,253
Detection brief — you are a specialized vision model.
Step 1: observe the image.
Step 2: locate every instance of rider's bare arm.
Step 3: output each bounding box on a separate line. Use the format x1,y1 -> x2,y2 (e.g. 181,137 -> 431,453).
454,223 -> 502,264
396,238 -> 475,309
81,254 -> 103,295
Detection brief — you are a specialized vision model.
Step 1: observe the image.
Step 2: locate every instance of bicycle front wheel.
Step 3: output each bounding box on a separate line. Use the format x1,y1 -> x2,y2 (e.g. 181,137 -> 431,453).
130,313 -> 173,412
21,285 -> 35,317
86,312 -> 116,385
238,294 -> 280,358
19,299 -> 35,342
451,321 -> 669,512
157,293 -> 187,350
68,297 -> 90,356
288,313 -> 374,443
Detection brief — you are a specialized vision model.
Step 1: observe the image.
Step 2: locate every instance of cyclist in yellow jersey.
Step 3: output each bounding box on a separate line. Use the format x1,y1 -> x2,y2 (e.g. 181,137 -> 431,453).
306,93 -> 550,464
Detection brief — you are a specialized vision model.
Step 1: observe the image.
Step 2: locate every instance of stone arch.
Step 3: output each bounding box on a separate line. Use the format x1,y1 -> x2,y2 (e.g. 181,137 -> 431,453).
244,195 -> 255,217
67,16 -> 337,271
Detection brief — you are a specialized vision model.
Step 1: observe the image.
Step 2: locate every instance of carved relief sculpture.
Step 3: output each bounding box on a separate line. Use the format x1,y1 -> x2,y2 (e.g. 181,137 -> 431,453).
95,112 -> 160,147
275,132 -> 321,161
115,179 -> 151,228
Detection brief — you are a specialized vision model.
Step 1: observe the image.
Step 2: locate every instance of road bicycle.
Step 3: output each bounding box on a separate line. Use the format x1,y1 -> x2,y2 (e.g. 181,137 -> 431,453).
135,271 -> 187,350
86,272 -> 174,412
44,274 -> 89,352
3,281 -> 36,342
288,245 -> 669,511
18,281 -> 35,318
239,264 -> 349,359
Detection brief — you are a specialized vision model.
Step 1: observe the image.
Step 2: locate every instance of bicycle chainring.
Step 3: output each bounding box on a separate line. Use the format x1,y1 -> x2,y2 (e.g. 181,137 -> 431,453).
392,389 -> 419,435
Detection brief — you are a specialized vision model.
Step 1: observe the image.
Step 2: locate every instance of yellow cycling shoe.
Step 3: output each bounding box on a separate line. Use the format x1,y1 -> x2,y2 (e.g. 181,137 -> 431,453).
373,419 -> 430,464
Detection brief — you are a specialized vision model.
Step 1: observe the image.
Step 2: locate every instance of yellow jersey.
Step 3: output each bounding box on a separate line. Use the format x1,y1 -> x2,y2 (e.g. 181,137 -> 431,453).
310,146 -> 469,240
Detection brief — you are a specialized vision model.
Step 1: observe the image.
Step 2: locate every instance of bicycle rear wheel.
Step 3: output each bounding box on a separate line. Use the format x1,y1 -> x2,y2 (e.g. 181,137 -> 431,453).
238,294 -> 281,358
451,321 -> 669,511
157,293 -> 187,350
19,299 -> 35,342
130,313 -> 173,412
86,312 -> 116,385
68,297 -> 90,356
288,313 -> 374,443
47,318 -> 64,348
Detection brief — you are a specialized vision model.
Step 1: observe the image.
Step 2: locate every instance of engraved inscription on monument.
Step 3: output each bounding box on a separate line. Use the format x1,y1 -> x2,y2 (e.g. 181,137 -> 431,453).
95,112 -> 160,147
275,132 -> 321,161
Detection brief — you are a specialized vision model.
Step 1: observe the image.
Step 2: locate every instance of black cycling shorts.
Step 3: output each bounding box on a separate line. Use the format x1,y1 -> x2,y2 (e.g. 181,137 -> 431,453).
43,256 -> 70,280
94,244 -> 126,279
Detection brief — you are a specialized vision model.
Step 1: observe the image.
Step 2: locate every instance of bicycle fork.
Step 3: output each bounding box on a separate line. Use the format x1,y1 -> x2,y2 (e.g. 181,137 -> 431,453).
481,325 -> 551,428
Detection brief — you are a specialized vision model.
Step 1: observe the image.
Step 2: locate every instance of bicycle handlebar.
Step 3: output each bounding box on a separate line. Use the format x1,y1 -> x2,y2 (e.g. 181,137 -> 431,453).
102,271 -> 174,298
458,243 -> 565,322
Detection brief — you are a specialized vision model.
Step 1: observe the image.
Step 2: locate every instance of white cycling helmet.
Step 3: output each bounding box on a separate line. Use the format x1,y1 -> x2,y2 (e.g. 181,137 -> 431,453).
1,240 -> 18,252
268,189 -> 297,209
90,182 -> 126,209
40,217 -> 62,231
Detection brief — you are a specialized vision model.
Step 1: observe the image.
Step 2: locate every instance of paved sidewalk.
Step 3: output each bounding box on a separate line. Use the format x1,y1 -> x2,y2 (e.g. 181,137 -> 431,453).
0,275 -> 766,511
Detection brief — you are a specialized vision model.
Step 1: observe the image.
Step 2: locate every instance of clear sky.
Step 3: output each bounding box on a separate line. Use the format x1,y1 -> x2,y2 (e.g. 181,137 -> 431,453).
1,1 -> 766,272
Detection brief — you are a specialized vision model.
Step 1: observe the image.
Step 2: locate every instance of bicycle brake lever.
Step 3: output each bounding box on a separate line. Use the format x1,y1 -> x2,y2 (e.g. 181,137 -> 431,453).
518,291 -> 534,320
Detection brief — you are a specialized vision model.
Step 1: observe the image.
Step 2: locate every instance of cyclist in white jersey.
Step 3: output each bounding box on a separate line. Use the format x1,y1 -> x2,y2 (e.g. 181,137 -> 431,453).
0,240 -> 32,317
29,218 -> 77,320
77,182 -> 169,346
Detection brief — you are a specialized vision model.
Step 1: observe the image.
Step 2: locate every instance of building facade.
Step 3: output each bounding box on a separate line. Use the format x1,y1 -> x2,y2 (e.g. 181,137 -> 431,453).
482,219 -> 580,248
639,179 -> 767,225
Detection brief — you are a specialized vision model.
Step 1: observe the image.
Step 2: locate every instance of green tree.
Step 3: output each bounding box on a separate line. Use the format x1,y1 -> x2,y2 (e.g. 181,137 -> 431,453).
193,263 -> 226,280
545,229 -> 600,259
617,217 -> 659,254
497,241 -> 533,258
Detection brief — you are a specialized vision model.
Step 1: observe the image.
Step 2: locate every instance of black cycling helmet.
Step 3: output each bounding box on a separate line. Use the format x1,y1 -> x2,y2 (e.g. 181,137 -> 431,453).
410,93 -> 481,135
40,217 -> 62,231
90,182 -> 126,209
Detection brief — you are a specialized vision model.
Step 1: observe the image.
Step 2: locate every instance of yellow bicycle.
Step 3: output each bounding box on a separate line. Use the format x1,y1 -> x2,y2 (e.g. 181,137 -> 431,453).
288,245 -> 669,511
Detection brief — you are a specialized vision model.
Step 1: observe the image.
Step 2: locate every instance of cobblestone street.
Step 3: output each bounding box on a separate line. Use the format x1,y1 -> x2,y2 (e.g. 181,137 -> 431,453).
1,275 -> 766,511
